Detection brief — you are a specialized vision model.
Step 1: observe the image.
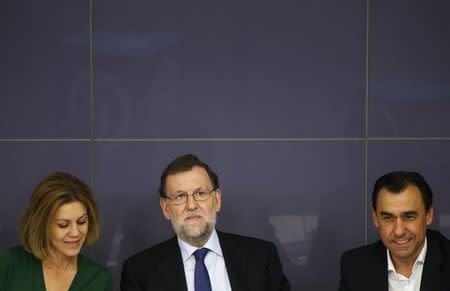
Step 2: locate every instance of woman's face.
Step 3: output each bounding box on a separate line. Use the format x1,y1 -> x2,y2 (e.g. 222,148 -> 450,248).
49,201 -> 89,260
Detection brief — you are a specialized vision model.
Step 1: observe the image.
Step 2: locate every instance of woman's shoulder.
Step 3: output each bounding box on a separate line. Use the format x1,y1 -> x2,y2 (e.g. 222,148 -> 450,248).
0,245 -> 40,290
76,254 -> 113,290
1,245 -> 25,255
78,254 -> 109,273
0,246 -> 35,264
0,247 -> 13,268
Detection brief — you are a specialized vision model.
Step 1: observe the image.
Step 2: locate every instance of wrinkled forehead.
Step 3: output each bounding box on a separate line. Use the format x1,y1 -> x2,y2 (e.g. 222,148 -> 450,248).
166,166 -> 213,192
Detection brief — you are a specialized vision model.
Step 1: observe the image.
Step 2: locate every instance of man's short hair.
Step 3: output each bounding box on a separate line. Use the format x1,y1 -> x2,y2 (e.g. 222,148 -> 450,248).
159,154 -> 219,198
372,170 -> 433,212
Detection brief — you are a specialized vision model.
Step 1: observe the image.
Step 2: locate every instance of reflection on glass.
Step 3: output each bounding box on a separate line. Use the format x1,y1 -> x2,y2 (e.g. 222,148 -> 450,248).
439,214 -> 450,229
106,229 -> 125,267
269,214 -> 319,266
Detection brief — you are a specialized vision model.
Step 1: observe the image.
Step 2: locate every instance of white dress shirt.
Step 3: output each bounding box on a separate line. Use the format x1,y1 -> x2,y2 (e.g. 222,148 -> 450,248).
178,229 -> 232,291
387,238 -> 427,291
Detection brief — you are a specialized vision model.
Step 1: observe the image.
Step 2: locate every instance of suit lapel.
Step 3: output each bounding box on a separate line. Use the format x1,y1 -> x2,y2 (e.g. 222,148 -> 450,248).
217,231 -> 247,291
157,237 -> 188,291
368,241 -> 389,291
420,232 -> 443,291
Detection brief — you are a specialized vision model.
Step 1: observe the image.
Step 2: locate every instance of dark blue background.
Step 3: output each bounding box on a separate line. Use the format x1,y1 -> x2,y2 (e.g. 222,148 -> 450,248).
2,1 -> 450,290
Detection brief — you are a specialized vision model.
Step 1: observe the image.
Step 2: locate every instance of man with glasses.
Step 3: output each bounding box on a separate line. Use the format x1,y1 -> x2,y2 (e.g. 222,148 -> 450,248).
120,154 -> 290,291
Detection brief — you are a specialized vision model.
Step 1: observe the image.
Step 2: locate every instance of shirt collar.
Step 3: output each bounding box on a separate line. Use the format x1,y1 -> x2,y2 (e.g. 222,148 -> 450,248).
387,237 -> 427,272
177,228 -> 223,263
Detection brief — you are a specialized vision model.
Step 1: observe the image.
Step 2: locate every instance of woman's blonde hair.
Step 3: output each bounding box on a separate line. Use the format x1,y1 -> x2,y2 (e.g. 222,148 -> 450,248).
19,172 -> 100,260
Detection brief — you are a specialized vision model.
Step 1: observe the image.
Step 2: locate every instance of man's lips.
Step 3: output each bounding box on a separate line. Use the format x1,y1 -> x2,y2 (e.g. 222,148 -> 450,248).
185,215 -> 202,221
391,238 -> 412,247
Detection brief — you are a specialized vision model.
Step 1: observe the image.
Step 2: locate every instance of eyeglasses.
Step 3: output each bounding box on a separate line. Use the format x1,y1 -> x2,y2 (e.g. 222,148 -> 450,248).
166,189 -> 215,206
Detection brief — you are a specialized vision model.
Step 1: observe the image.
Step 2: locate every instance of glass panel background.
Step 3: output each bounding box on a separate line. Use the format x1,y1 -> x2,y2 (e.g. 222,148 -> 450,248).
2,1 -> 449,290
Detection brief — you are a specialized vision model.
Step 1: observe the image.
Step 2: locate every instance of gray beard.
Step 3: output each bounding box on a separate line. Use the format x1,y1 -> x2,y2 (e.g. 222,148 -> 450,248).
171,211 -> 216,247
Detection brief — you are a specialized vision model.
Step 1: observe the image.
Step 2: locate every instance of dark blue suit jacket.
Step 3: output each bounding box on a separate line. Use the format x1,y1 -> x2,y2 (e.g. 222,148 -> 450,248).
120,230 -> 290,291
339,229 -> 450,291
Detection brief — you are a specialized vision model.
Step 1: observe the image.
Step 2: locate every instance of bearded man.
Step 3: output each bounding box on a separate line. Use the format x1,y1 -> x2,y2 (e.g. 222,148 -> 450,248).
120,154 -> 290,291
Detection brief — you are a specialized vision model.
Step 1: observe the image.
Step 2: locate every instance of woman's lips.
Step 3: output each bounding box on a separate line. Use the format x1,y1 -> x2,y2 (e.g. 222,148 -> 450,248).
64,240 -> 81,248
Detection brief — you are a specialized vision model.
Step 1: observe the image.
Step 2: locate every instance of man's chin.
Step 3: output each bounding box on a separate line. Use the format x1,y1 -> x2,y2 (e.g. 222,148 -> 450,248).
172,218 -> 216,244
389,247 -> 415,260
183,226 -> 208,238
178,224 -> 213,242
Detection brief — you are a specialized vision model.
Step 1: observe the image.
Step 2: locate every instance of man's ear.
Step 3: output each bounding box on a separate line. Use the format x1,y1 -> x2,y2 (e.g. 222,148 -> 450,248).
214,189 -> 222,212
426,203 -> 435,226
372,209 -> 380,228
160,197 -> 171,220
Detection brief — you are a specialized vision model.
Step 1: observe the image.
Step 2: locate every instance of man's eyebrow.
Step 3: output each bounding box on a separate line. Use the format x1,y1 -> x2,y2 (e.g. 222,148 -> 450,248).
379,211 -> 392,216
175,187 -> 205,193
379,211 -> 419,217
403,211 -> 418,216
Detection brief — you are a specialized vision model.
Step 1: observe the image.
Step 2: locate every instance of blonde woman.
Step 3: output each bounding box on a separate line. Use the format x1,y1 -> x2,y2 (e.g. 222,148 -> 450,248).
0,172 -> 112,291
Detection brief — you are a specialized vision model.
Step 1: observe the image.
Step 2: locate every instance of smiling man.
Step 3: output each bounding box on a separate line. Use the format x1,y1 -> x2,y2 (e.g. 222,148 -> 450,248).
120,154 -> 290,291
339,171 -> 450,291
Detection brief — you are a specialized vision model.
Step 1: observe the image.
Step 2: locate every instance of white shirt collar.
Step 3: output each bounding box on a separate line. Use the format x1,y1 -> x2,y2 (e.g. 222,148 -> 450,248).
177,228 -> 223,263
387,237 -> 427,272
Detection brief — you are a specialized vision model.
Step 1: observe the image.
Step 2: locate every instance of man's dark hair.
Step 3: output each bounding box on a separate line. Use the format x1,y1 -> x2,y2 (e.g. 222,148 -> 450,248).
372,171 -> 433,212
159,154 -> 219,198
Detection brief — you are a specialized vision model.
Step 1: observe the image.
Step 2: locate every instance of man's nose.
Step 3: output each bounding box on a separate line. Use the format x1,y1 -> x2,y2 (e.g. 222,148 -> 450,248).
393,218 -> 407,236
185,194 -> 198,210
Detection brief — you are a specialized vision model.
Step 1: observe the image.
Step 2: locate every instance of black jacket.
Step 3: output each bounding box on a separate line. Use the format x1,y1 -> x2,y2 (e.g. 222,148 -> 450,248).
120,230 -> 290,291
339,229 -> 450,291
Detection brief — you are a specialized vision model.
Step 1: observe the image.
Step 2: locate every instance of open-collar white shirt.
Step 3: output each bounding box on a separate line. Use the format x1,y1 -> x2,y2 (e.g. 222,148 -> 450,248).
178,229 -> 232,291
387,238 -> 427,291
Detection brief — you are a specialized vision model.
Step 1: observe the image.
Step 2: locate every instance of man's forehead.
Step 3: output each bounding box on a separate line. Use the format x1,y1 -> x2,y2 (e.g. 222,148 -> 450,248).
376,185 -> 425,212
379,209 -> 418,216
167,166 -> 208,179
166,166 -> 212,188
378,185 -> 421,198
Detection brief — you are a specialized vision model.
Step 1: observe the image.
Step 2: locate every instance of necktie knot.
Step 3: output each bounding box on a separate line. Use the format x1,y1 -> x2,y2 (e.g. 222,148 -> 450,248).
194,248 -> 209,261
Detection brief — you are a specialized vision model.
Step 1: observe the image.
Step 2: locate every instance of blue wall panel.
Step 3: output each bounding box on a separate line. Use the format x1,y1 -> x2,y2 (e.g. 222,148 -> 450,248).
2,0 -> 450,290
367,141 -> 450,242
93,0 -> 365,138
1,1 -> 90,138
0,142 -> 89,249
369,0 -> 450,136
92,141 -> 364,289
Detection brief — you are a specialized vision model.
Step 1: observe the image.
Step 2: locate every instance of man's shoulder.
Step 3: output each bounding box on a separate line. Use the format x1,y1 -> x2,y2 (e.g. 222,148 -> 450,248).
339,241 -> 387,289
218,230 -> 273,243
428,228 -> 450,244
341,240 -> 385,264
427,228 -> 450,255
123,236 -> 178,266
217,230 -> 276,251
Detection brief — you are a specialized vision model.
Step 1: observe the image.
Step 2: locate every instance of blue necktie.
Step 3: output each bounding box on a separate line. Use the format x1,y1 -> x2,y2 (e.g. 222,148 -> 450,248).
194,248 -> 212,291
